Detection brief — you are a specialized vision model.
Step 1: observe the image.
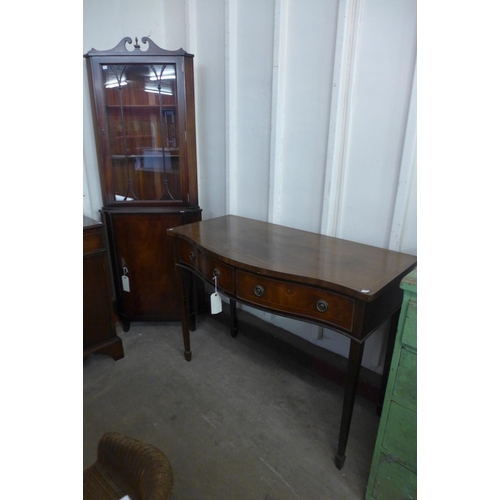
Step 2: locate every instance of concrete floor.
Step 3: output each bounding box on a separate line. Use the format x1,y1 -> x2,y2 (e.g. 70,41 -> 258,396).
83,308 -> 380,500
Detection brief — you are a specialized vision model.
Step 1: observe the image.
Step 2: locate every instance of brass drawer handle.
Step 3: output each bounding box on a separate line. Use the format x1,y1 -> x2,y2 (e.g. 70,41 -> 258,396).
254,285 -> 264,297
316,299 -> 329,313
213,268 -> 220,278
189,251 -> 196,261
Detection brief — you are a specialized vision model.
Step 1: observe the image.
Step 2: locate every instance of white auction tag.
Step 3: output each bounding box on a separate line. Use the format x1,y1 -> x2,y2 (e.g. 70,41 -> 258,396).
211,292 -> 222,314
122,275 -> 130,292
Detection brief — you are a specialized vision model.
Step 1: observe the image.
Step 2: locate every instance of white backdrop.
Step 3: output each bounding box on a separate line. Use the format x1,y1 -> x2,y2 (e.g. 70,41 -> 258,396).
83,0 -> 417,374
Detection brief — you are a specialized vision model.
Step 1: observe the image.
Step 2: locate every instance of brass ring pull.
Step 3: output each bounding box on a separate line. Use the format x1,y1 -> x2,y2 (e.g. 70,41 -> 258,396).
254,285 -> 264,297
189,251 -> 196,261
316,299 -> 329,313
213,268 -> 220,278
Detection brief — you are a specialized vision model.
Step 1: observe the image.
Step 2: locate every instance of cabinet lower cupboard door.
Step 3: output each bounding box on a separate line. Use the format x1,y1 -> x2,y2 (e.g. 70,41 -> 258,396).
104,209 -> 201,326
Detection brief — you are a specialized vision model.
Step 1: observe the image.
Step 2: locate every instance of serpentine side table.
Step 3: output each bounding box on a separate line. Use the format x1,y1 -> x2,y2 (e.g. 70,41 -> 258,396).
167,215 -> 417,470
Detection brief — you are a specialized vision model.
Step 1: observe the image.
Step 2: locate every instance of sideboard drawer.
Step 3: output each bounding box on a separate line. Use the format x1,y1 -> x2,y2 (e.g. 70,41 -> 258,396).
178,240 -> 235,294
83,226 -> 104,255
236,271 -> 355,332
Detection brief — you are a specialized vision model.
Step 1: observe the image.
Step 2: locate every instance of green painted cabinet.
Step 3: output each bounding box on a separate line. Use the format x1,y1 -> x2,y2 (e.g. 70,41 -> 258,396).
366,268 -> 417,500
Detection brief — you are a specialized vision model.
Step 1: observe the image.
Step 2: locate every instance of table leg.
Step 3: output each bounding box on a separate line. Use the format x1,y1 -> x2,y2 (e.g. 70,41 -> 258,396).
230,299 -> 238,337
334,339 -> 365,470
376,308 -> 400,415
180,267 -> 192,361
188,273 -> 197,332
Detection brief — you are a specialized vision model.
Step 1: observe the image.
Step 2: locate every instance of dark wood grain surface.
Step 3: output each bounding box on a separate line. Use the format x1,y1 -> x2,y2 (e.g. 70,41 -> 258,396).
168,215 -> 417,302
83,217 -> 124,360
168,215 -> 417,469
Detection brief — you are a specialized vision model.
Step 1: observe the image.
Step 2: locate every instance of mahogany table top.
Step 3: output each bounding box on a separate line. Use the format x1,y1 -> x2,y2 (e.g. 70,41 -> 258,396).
168,215 -> 417,302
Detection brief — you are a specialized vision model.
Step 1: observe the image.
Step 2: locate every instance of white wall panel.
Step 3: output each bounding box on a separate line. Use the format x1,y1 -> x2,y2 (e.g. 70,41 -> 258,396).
83,65 -> 103,220
278,0 -> 339,233
234,0 -> 275,221
190,0 -> 227,220
337,0 -> 417,248
267,0 -> 289,225
400,156 -> 417,254
390,62 -> 417,255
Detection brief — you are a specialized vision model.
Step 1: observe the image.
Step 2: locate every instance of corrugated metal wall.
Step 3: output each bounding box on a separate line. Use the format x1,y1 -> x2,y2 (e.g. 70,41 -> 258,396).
83,0 -> 417,373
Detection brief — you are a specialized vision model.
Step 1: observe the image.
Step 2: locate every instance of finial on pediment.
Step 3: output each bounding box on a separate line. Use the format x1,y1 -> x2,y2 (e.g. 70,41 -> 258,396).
84,37 -> 194,58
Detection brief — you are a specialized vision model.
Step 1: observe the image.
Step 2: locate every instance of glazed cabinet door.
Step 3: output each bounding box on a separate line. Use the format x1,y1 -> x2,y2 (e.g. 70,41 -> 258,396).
100,60 -> 186,204
85,37 -> 199,208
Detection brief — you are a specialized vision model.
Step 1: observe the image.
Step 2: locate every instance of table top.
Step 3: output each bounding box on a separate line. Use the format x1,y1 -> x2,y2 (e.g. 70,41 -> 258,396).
83,215 -> 101,228
168,215 -> 417,302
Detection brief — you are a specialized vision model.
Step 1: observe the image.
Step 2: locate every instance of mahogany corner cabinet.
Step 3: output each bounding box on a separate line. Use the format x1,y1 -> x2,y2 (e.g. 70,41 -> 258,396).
84,37 -> 201,330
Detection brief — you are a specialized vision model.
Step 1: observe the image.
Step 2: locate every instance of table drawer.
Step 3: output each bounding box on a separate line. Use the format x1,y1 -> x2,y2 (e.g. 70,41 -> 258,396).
199,253 -> 235,294
178,240 -> 235,294
236,271 -> 355,332
178,239 -> 198,266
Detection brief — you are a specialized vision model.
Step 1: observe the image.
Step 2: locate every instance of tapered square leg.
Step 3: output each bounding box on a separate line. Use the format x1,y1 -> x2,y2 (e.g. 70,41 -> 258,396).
335,339 -> 364,470
230,299 -> 238,337
376,309 -> 400,415
180,267 -> 192,361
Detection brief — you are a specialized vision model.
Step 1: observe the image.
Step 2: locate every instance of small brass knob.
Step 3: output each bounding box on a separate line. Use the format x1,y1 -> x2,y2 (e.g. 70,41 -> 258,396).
254,285 -> 264,297
316,299 -> 329,313
189,251 -> 196,261
213,268 -> 220,278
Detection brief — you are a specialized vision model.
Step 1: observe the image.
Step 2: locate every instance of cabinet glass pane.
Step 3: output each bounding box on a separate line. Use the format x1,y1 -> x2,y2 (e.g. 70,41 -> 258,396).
102,63 -> 181,201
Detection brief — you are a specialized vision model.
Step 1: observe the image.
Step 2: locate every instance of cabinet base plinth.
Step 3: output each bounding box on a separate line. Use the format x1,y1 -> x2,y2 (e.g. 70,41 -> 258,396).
84,337 -> 124,361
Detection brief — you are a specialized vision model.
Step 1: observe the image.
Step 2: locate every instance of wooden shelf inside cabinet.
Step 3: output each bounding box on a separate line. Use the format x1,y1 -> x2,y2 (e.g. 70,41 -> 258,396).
106,104 -> 178,109
85,36 -> 201,326
111,154 -> 180,159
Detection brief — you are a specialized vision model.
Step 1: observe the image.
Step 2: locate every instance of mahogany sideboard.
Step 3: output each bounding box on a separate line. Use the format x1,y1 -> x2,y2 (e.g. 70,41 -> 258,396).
167,215 -> 417,470
83,216 -> 124,360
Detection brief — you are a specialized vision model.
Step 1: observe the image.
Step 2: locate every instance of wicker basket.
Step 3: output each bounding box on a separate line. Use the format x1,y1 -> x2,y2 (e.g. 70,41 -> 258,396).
83,432 -> 173,499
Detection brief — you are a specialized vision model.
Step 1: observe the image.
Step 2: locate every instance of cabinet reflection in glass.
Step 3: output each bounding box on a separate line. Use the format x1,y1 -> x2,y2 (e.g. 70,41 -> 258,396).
102,64 -> 180,201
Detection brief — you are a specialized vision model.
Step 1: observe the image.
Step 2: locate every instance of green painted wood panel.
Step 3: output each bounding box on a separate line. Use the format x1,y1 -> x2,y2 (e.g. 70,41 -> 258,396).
382,401 -> 417,470
371,453 -> 417,500
366,268 -> 417,500
393,347 -> 417,409
401,300 -> 417,349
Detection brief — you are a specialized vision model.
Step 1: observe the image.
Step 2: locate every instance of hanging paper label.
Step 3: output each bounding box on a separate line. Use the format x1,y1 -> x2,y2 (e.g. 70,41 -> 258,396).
122,275 -> 130,292
211,292 -> 222,314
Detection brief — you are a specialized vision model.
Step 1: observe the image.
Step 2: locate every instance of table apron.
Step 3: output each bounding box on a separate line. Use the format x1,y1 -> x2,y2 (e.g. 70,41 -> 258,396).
175,259 -> 402,343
